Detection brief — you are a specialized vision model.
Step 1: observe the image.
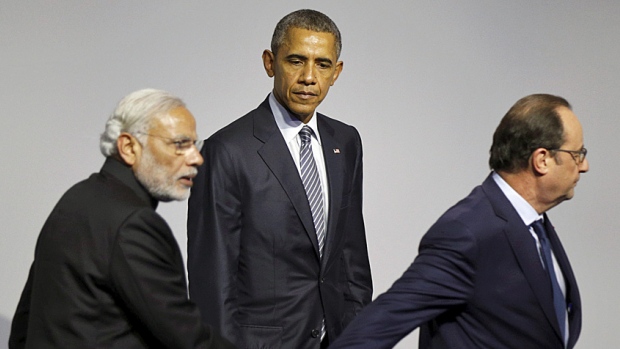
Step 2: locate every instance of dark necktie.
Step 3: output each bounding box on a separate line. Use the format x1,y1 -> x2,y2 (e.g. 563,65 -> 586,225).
531,219 -> 567,345
299,126 -> 326,258
299,125 -> 327,342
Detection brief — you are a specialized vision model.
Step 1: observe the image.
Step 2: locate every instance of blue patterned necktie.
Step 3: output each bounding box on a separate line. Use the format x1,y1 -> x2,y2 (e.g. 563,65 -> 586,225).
299,125 -> 327,341
531,219 -> 567,346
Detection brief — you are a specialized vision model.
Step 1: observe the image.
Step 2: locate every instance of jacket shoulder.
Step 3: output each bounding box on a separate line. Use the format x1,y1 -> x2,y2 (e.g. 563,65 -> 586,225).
208,102 -> 270,142
317,112 -> 359,134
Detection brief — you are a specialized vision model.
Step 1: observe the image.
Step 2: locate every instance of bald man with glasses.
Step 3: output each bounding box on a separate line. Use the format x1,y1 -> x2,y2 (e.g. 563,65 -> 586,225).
331,94 -> 588,349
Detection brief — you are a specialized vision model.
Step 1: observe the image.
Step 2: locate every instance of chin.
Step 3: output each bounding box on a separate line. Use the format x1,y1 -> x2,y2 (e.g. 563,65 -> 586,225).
151,189 -> 190,202
290,104 -> 316,117
170,190 -> 190,202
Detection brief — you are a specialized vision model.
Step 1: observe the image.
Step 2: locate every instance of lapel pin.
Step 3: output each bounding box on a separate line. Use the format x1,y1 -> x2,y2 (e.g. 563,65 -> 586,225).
333,149 -> 340,154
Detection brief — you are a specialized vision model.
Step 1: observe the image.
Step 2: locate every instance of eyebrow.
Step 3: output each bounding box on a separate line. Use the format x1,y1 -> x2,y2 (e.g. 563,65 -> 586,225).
286,54 -> 333,65
172,134 -> 198,141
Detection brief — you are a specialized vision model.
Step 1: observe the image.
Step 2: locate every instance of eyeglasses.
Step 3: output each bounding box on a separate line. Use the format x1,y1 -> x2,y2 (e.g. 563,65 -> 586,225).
134,132 -> 203,155
550,147 -> 587,165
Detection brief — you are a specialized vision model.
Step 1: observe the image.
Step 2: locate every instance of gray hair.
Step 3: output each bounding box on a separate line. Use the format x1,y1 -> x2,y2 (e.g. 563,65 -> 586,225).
271,9 -> 342,59
100,88 -> 185,157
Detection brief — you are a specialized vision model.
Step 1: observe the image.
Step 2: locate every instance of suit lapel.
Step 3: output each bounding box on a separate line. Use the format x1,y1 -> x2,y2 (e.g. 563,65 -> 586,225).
317,116 -> 344,270
253,100 -> 321,259
482,176 -> 563,340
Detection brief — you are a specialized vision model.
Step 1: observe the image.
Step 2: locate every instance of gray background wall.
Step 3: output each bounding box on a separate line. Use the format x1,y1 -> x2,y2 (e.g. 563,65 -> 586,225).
1,1 -> 618,347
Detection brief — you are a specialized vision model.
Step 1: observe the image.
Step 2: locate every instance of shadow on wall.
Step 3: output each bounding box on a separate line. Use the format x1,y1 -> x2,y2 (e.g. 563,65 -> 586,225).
0,315 -> 10,347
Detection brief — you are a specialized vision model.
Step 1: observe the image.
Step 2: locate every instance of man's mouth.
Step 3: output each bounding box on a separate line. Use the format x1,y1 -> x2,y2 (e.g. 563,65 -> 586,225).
179,171 -> 198,187
294,91 -> 317,99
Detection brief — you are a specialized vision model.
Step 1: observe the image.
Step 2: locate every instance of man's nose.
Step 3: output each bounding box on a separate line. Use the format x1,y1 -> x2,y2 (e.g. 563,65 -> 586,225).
579,157 -> 589,173
186,145 -> 204,166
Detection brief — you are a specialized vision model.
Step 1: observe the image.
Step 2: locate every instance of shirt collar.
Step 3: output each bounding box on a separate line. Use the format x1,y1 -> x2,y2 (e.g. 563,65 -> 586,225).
492,172 -> 542,226
269,92 -> 321,144
101,157 -> 158,209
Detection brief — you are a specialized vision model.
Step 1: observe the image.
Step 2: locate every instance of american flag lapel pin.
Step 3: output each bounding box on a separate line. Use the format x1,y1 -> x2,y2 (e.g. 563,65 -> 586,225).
333,148 -> 340,154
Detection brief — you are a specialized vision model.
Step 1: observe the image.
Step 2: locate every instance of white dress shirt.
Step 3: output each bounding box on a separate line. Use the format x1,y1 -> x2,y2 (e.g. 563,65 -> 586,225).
269,93 -> 330,223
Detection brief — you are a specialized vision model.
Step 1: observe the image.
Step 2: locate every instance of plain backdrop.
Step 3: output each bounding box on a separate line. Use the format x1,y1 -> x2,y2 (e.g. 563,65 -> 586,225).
1,1 -> 619,348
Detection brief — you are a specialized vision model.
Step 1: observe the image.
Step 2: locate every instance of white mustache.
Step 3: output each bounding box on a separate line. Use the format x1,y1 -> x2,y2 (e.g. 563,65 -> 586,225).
180,168 -> 198,179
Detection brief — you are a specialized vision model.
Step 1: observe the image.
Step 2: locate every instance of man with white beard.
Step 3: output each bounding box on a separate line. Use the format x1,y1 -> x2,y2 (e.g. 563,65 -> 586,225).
9,89 -> 235,349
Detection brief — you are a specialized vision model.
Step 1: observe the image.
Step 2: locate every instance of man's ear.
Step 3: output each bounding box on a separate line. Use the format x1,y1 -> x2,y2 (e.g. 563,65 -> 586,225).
531,148 -> 552,175
117,132 -> 140,166
330,60 -> 343,86
262,49 -> 276,77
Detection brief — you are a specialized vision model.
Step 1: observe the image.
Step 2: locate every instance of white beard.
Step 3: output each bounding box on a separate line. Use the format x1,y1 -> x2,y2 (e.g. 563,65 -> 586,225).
134,147 -> 191,202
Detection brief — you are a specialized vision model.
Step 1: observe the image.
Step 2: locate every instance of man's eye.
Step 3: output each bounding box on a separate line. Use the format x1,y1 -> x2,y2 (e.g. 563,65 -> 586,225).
174,140 -> 193,149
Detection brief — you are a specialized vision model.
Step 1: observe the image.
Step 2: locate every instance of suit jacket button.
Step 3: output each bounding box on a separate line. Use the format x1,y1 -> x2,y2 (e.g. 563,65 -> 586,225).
320,278 -> 325,283
311,329 -> 320,338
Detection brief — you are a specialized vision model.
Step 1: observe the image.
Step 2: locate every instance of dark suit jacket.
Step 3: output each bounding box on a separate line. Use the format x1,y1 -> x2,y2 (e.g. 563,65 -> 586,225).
187,97 -> 373,349
9,157 -> 234,349
330,174 -> 581,349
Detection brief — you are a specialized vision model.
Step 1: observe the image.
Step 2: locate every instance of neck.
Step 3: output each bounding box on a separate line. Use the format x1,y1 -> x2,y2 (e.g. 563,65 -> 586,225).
497,170 -> 549,215
291,110 -> 313,124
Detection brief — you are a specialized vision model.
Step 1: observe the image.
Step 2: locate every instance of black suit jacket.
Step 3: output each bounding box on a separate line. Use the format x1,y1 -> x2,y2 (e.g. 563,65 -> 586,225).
187,98 -> 373,349
9,157 -> 234,349
330,174 -> 581,349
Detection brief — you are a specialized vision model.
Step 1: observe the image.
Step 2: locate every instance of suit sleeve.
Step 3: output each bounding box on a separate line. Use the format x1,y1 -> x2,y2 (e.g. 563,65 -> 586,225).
110,208 -> 235,349
341,129 -> 373,323
187,137 -> 241,342
330,220 -> 478,349
8,263 -> 34,349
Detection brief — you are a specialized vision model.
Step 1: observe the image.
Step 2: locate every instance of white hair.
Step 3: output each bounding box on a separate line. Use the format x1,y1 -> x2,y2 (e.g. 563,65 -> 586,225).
100,88 -> 186,157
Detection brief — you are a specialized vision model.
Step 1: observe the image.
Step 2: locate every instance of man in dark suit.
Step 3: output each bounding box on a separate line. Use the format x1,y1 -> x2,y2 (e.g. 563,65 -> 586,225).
330,94 -> 588,349
187,9 -> 372,349
9,89 -> 234,349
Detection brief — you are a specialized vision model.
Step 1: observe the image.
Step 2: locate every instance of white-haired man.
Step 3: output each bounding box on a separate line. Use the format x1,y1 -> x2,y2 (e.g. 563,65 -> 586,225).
9,89 -> 235,349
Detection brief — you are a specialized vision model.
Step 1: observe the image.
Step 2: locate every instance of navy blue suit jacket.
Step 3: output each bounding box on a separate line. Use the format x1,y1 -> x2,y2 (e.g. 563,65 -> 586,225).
330,174 -> 581,349
187,98 -> 372,348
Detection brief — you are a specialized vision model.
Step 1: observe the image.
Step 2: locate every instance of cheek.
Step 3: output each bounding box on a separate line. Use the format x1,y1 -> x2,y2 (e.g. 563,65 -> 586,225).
152,153 -> 184,178
319,76 -> 336,91
168,159 -> 183,173
277,66 -> 296,82
273,75 -> 290,94
567,165 -> 579,178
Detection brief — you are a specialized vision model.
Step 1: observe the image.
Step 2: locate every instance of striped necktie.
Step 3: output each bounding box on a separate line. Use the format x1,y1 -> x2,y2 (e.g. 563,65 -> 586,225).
299,125 -> 326,257
299,125 -> 327,342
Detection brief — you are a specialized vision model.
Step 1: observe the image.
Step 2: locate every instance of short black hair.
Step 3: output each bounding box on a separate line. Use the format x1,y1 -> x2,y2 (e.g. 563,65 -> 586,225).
271,9 -> 342,58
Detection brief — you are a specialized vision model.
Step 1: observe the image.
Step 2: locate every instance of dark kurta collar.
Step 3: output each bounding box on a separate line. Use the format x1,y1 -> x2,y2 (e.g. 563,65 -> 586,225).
100,157 -> 158,209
